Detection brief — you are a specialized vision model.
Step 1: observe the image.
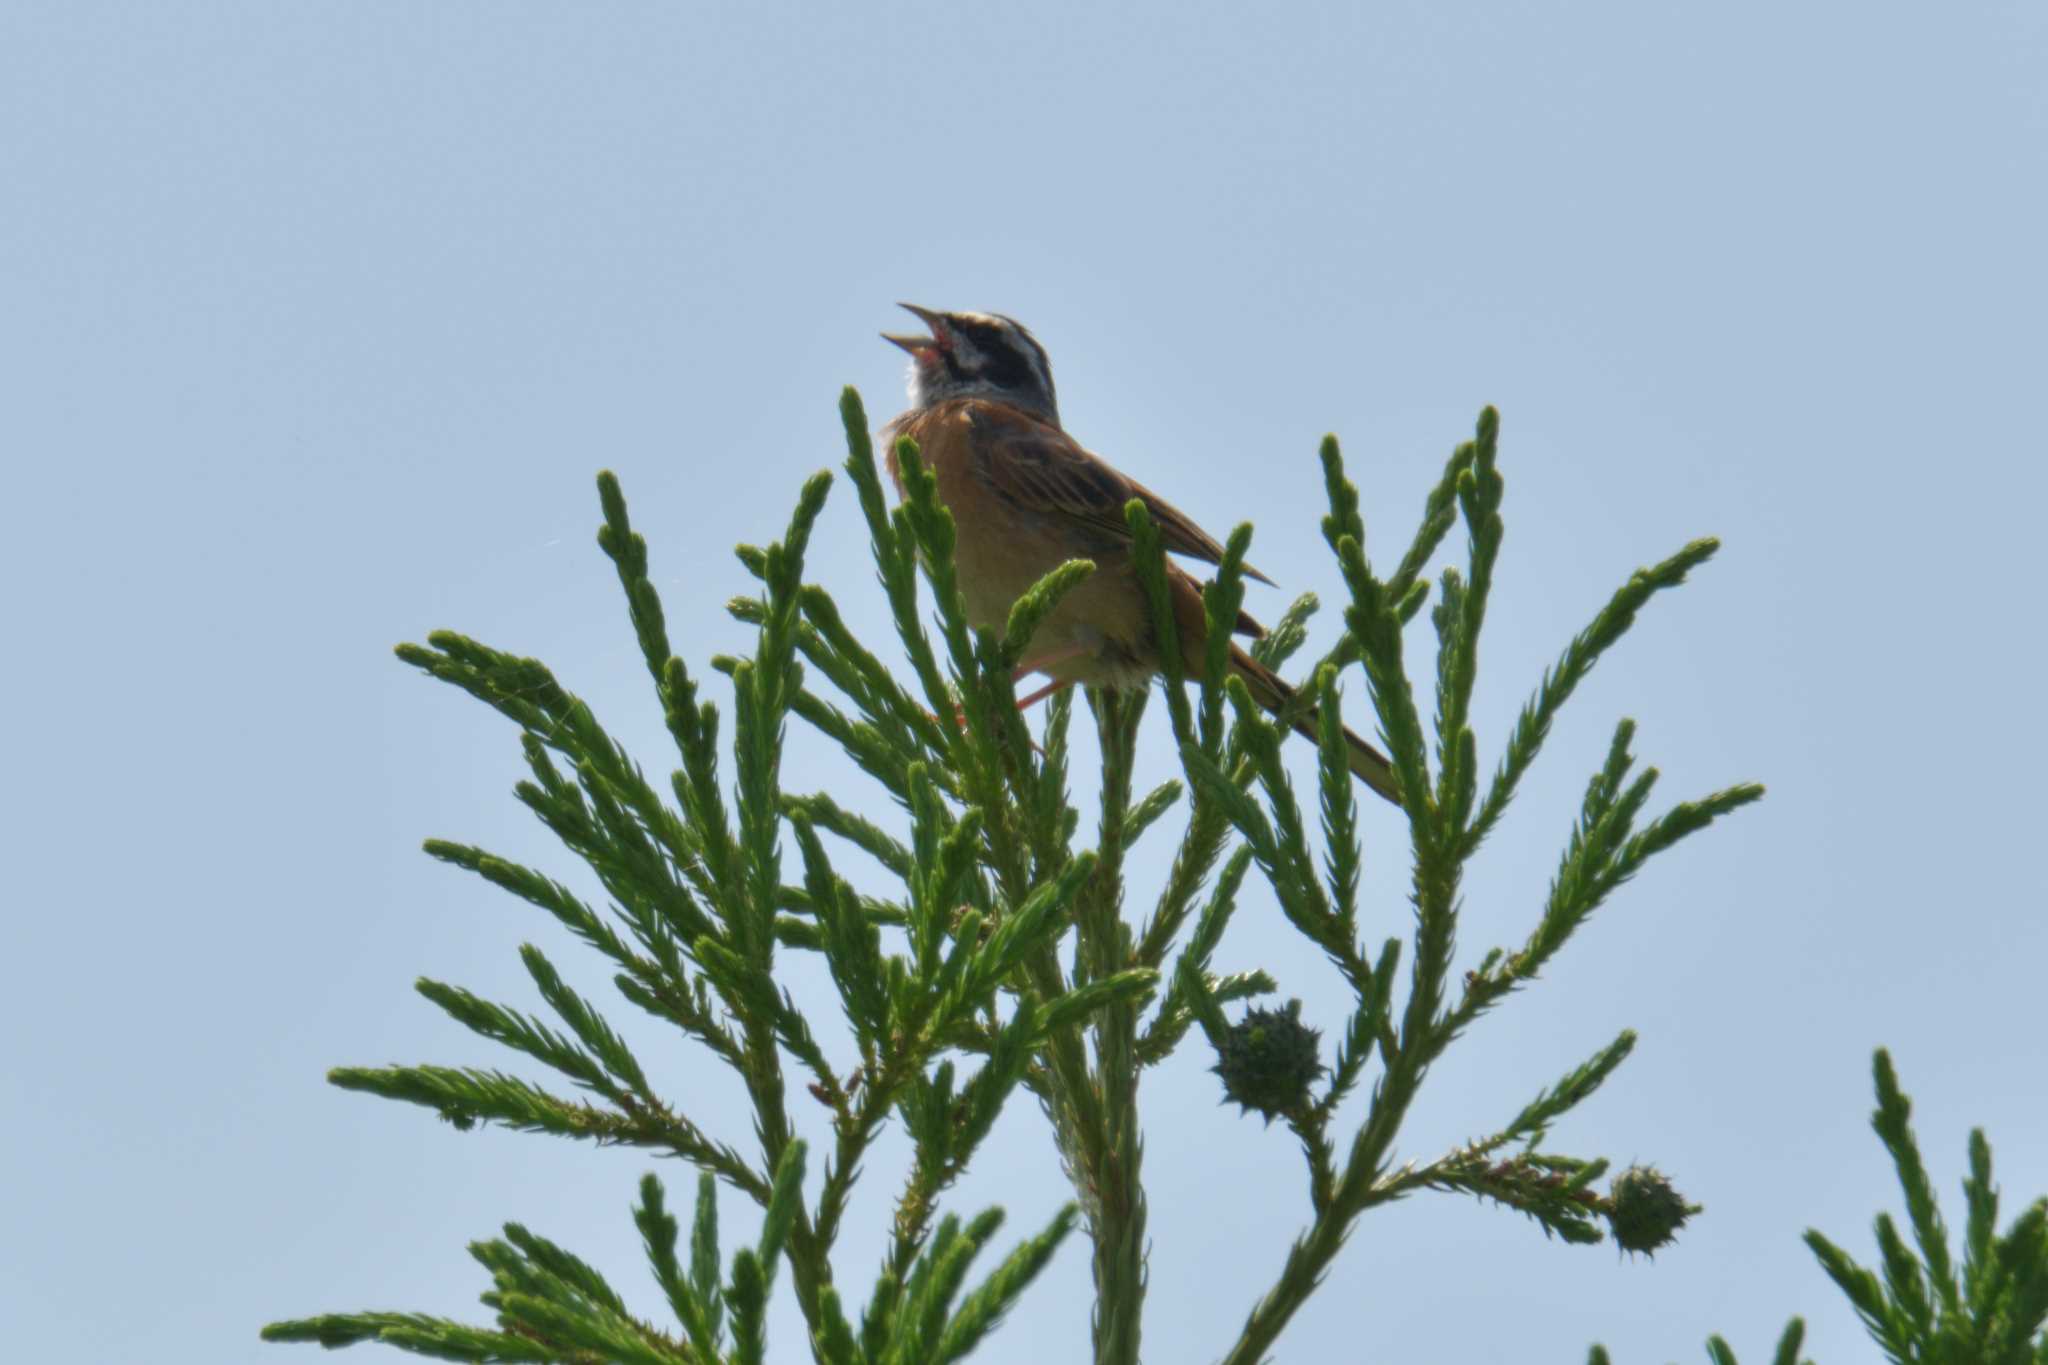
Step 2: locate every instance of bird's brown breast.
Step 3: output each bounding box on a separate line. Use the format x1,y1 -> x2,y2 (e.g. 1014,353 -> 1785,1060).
884,401 -> 1144,684
883,398 -> 1256,690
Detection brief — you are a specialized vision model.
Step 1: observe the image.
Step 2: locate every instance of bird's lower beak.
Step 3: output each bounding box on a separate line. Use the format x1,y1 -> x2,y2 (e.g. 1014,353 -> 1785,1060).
882,302 -> 949,355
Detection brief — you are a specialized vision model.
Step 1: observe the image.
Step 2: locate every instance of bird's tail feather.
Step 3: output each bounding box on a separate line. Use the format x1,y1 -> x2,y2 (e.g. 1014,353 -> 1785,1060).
1228,647 -> 1403,808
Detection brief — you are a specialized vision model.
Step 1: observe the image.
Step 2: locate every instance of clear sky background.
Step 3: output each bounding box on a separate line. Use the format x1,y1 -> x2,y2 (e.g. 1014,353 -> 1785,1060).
5,4 -> 2045,1362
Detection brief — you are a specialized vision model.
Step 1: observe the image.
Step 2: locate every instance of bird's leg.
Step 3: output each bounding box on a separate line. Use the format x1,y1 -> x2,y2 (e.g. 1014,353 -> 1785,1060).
1009,643 -> 1092,711
1013,676 -> 1076,711
927,673 -> 1071,733
926,678 -> 1065,760
925,645 -> 1087,737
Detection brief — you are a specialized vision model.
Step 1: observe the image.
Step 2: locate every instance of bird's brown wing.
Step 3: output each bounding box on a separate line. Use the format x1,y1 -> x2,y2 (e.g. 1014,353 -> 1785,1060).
963,402 -> 1277,587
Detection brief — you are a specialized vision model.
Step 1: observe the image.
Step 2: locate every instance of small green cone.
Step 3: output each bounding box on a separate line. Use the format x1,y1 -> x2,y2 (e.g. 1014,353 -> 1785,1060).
1212,999 -> 1327,1124
1606,1164 -> 1697,1255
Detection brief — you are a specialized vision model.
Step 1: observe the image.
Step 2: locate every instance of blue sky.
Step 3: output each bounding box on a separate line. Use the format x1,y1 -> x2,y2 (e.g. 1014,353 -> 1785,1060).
5,3 -> 2045,1361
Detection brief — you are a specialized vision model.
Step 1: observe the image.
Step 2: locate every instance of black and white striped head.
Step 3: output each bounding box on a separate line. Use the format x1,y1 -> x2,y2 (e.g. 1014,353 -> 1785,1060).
882,305 -> 1059,422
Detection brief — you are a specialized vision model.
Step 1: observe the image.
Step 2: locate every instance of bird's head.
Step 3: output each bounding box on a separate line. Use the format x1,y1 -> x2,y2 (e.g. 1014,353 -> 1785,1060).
883,305 -> 1059,422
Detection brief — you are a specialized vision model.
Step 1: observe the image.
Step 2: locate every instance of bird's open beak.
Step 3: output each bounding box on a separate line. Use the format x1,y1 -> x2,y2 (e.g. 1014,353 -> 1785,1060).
881,302 -> 949,355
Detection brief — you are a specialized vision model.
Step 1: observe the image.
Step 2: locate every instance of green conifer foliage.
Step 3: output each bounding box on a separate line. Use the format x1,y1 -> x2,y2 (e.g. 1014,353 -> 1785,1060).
1591,1050 -> 2048,1363
266,394 -> 1763,1363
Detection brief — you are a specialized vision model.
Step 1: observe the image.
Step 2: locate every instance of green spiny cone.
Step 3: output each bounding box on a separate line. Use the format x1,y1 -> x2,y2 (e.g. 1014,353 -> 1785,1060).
1213,999 -> 1326,1123
1605,1164 -> 1697,1255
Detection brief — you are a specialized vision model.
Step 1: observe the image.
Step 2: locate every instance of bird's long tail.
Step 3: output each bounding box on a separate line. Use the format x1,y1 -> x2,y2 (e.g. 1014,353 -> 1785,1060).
1227,646 -> 1403,808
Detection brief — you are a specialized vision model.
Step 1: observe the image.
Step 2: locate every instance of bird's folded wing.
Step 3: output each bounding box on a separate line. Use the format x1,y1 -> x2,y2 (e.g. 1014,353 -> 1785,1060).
965,403 -> 1275,585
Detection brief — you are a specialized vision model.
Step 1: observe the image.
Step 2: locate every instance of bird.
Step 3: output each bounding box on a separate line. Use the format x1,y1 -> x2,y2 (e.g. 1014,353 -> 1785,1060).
879,304 -> 1401,807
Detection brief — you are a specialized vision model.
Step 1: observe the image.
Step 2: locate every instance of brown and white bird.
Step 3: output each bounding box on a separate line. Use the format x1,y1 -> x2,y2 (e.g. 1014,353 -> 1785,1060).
880,304 -> 1401,806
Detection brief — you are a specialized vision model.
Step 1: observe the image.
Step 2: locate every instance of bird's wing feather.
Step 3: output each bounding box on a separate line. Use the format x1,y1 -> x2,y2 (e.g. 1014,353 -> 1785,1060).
965,403 -> 1276,585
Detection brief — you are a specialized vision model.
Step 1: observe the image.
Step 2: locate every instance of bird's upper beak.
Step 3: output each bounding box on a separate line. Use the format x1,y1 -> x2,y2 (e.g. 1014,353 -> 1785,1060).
881,302 -> 949,356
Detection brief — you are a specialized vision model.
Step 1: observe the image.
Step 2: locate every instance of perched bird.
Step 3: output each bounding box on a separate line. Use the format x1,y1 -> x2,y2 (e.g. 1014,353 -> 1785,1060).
880,304 -> 1401,806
